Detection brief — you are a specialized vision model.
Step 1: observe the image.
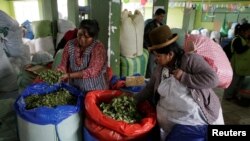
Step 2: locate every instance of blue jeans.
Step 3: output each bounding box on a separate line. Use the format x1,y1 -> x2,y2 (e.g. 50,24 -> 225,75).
165,124 -> 208,141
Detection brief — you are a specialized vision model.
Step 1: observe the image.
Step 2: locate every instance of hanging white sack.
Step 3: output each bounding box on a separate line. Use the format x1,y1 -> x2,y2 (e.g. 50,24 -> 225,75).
14,83 -> 83,141
132,10 -> 144,57
120,10 -> 137,58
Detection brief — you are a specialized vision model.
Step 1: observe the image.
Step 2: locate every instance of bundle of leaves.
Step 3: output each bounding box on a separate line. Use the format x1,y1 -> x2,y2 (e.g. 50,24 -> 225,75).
38,69 -> 63,84
99,95 -> 142,123
25,88 -> 77,110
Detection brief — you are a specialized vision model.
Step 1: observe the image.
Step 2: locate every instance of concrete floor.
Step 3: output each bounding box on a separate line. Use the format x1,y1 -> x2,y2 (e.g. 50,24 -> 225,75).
214,88 -> 250,125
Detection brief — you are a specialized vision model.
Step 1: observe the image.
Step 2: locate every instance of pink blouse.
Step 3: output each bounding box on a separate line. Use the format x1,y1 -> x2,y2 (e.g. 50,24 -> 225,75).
57,39 -> 107,79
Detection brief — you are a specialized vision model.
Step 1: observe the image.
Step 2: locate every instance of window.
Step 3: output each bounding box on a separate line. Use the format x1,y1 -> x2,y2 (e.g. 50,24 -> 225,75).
13,0 -> 40,24
57,0 -> 68,19
202,7 -> 250,23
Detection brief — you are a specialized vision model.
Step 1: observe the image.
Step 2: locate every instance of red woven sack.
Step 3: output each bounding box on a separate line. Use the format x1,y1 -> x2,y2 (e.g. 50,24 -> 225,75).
85,117 -> 142,141
84,90 -> 156,138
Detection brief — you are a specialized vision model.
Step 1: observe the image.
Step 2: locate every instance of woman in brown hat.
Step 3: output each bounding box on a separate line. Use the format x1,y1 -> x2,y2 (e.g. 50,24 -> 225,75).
135,25 -> 224,141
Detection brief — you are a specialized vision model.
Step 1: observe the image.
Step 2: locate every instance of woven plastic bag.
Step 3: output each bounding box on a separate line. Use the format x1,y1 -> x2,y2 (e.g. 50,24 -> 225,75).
14,82 -> 83,125
184,34 -> 233,89
84,90 -> 156,140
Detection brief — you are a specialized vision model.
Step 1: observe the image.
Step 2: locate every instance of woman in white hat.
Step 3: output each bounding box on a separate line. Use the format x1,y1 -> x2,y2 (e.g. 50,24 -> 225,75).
135,25 -> 224,141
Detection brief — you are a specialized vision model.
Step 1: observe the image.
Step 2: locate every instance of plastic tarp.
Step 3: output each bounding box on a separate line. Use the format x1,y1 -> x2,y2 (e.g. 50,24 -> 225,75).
21,20 -> 34,39
84,90 -> 156,140
14,82 -> 83,125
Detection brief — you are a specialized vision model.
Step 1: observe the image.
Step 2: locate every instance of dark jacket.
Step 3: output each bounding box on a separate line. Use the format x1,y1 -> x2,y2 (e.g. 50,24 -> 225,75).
143,19 -> 163,49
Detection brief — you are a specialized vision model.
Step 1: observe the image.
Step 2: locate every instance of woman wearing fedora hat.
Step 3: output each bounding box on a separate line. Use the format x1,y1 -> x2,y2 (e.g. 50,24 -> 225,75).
135,25 -> 224,141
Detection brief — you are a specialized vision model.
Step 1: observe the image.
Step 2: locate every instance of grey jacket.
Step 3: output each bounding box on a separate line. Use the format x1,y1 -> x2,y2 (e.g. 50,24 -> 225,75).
136,53 -> 220,124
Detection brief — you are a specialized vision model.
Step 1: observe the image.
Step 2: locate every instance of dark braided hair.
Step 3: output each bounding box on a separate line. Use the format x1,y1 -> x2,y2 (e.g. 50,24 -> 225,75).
154,42 -> 185,69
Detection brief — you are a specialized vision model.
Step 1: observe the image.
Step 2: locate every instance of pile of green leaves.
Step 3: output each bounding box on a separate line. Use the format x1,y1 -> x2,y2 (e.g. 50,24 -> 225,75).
25,88 -> 77,110
99,95 -> 142,124
38,70 -> 63,84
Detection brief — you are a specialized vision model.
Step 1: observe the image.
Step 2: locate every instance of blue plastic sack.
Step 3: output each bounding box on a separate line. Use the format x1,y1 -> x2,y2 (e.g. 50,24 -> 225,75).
14,82 -> 83,125
83,127 -> 98,141
21,20 -> 34,39
165,124 -> 208,141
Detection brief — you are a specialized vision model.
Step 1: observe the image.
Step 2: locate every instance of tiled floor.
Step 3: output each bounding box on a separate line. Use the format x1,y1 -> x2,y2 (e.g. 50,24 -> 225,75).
214,88 -> 250,125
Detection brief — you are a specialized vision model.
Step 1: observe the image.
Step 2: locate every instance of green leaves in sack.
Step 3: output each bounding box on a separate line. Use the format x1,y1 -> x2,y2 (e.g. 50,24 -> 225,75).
25,88 -> 77,110
99,94 -> 142,124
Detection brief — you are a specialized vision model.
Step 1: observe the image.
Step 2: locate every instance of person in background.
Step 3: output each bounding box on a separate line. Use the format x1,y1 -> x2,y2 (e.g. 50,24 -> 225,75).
54,28 -> 78,57
135,25 -> 224,141
144,8 -> 166,78
57,19 -> 109,92
223,23 -> 250,100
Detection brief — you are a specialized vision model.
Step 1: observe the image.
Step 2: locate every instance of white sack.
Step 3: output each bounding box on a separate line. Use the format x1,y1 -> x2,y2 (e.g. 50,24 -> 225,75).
120,10 -> 143,58
57,19 -> 76,33
34,36 -> 55,55
132,10 -> 144,57
18,113 -> 82,141
23,38 -> 36,55
31,51 -> 53,65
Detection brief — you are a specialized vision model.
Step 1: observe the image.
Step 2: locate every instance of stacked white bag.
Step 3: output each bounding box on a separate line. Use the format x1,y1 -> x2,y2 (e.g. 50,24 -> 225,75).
120,10 -> 144,58
56,19 -> 76,47
34,36 -> 55,55
0,10 -> 31,96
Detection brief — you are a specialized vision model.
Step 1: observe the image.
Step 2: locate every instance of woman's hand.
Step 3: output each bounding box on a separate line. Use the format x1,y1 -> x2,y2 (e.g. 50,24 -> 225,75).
172,69 -> 183,80
59,73 -> 70,82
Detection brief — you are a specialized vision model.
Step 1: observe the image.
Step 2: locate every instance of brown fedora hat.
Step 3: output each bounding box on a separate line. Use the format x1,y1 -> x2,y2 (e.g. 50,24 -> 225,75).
148,25 -> 178,51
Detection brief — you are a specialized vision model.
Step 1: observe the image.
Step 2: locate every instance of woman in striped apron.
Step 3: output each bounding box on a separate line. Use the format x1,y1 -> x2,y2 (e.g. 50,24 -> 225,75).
57,19 -> 109,92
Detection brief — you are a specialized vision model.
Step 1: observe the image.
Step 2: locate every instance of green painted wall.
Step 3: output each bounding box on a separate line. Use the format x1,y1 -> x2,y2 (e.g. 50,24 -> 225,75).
110,1 -> 121,76
68,0 -> 79,27
194,2 -> 250,30
88,0 -> 121,76
153,0 -> 169,24
167,8 -> 184,28
0,0 -> 15,18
